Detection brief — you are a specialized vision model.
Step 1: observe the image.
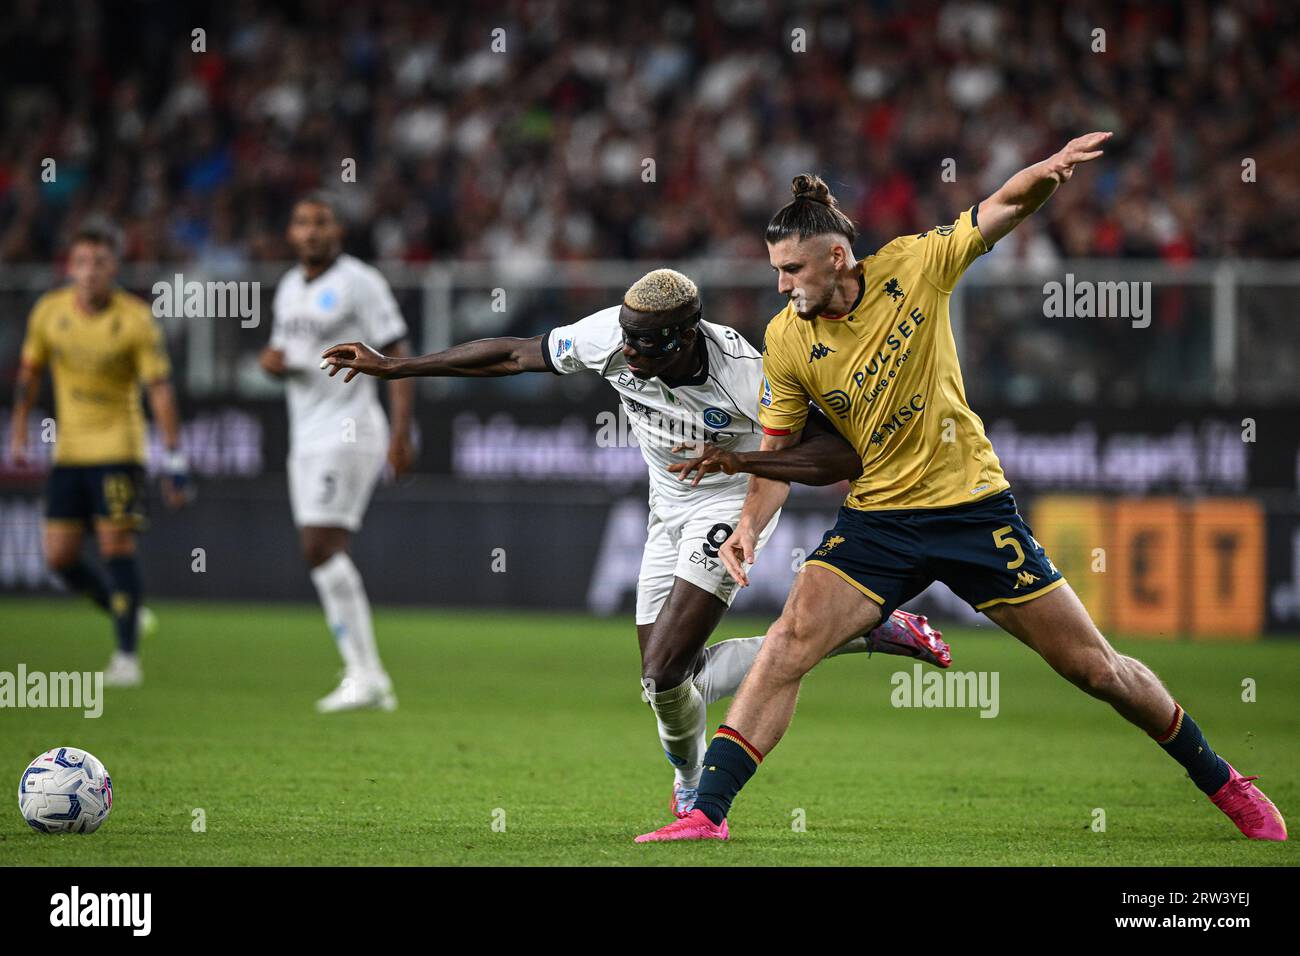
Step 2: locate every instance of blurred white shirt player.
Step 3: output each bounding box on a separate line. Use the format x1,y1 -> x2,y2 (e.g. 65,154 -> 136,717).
260,194 -> 415,713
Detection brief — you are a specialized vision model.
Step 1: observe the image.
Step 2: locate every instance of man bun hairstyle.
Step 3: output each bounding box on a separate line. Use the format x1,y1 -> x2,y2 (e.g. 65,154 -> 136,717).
623,268 -> 699,314
765,174 -> 857,245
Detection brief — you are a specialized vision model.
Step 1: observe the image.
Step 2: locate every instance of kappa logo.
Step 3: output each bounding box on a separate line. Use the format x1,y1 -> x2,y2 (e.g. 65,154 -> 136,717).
883,277 -> 904,302
1013,570 -> 1040,590
916,224 -> 956,239
821,389 -> 852,418
808,341 -> 836,363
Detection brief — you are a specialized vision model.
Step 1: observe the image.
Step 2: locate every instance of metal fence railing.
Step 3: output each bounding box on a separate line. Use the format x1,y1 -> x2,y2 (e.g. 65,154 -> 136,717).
2,259 -> 1298,406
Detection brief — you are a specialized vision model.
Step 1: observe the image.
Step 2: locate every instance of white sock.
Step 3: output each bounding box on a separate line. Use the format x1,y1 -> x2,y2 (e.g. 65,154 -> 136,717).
827,634 -> 869,657
644,677 -> 707,790
693,636 -> 764,705
310,552 -> 386,686
694,629 -> 871,705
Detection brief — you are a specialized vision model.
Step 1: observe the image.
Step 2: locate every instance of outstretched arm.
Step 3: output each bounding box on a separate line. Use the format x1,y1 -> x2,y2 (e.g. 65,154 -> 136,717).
976,131 -> 1111,245
321,335 -> 548,382
715,433 -> 800,587
669,410 -> 861,487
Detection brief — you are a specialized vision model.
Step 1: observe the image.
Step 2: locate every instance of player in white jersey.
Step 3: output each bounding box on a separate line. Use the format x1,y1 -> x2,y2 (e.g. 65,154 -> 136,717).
320,269 -> 949,818
259,195 -> 415,713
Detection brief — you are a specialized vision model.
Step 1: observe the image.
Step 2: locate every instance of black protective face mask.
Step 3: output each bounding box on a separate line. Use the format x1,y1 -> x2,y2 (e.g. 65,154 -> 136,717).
620,309 -> 702,359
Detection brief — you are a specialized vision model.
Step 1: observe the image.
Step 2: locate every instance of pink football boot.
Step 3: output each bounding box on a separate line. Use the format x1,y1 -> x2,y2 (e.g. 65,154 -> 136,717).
862,609 -> 952,668
635,809 -> 729,843
1209,764 -> 1287,841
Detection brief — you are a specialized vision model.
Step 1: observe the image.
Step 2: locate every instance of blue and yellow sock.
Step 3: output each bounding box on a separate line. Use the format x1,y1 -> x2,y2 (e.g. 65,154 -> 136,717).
1152,703 -> 1230,795
693,725 -> 763,825
104,555 -> 142,655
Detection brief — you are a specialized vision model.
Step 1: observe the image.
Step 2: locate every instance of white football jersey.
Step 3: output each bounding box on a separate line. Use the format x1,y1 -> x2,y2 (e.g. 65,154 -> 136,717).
543,307 -> 764,500
271,254 -> 407,452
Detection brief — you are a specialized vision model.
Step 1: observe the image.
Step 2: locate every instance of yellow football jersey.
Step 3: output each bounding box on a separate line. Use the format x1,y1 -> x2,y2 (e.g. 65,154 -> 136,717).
758,206 -> 1008,511
20,286 -> 171,466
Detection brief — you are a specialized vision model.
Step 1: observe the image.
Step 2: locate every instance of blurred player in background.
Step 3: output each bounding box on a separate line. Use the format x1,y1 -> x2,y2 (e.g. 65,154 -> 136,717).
639,134 -> 1287,844
8,221 -> 190,688
321,268 -> 950,819
260,194 -> 414,713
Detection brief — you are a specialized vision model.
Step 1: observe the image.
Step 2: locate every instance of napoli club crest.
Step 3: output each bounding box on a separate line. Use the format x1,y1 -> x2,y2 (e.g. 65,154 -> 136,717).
702,407 -> 732,429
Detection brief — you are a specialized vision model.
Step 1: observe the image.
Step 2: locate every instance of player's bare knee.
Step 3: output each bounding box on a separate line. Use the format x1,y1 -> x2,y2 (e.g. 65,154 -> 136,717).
763,615 -> 825,680
301,535 -> 346,569
1066,652 -> 1125,700
45,550 -> 77,572
640,651 -> 695,691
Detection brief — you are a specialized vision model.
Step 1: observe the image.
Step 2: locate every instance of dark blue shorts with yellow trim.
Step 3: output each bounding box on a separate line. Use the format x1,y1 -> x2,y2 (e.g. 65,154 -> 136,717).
803,490 -> 1064,616
46,463 -> 148,529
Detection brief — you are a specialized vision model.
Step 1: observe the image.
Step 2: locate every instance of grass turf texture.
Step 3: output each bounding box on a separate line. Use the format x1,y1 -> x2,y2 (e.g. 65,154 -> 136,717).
1,597 -> 1296,866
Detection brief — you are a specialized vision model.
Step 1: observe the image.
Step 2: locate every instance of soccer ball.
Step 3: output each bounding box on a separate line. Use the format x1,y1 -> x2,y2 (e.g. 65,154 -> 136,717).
18,747 -> 113,834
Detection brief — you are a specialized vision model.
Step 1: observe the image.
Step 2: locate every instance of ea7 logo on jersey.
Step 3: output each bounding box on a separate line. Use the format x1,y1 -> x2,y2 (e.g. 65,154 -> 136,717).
617,371 -> 647,391
808,341 -> 836,363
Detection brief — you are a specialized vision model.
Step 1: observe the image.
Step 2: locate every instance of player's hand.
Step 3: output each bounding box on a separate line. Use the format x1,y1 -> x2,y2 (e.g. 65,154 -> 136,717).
719,523 -> 759,588
160,449 -> 193,510
1047,131 -> 1111,183
320,342 -> 396,382
259,347 -> 288,377
387,431 -> 416,476
668,442 -> 741,487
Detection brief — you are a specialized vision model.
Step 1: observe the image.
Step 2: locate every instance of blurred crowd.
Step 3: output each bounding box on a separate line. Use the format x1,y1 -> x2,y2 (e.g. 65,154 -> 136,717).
1,0 -> 1298,272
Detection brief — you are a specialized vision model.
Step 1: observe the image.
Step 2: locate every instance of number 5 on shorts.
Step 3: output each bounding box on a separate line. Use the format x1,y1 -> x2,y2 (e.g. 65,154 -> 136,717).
992,525 -> 1025,569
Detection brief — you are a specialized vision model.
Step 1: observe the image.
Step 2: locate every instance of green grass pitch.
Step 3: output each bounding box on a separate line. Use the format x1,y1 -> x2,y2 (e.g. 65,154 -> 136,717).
1,597 -> 1296,866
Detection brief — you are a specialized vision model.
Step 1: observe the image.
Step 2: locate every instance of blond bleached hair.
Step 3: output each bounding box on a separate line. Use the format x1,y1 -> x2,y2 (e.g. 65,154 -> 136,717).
623,268 -> 698,313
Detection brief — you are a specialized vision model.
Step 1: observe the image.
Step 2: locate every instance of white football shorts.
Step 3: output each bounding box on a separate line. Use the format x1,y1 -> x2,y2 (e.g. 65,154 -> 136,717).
287,442 -> 386,531
635,488 -> 780,625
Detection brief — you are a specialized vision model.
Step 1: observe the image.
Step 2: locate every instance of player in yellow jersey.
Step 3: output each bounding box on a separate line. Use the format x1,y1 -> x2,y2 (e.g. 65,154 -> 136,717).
637,133 -> 1287,844
8,222 -> 189,688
